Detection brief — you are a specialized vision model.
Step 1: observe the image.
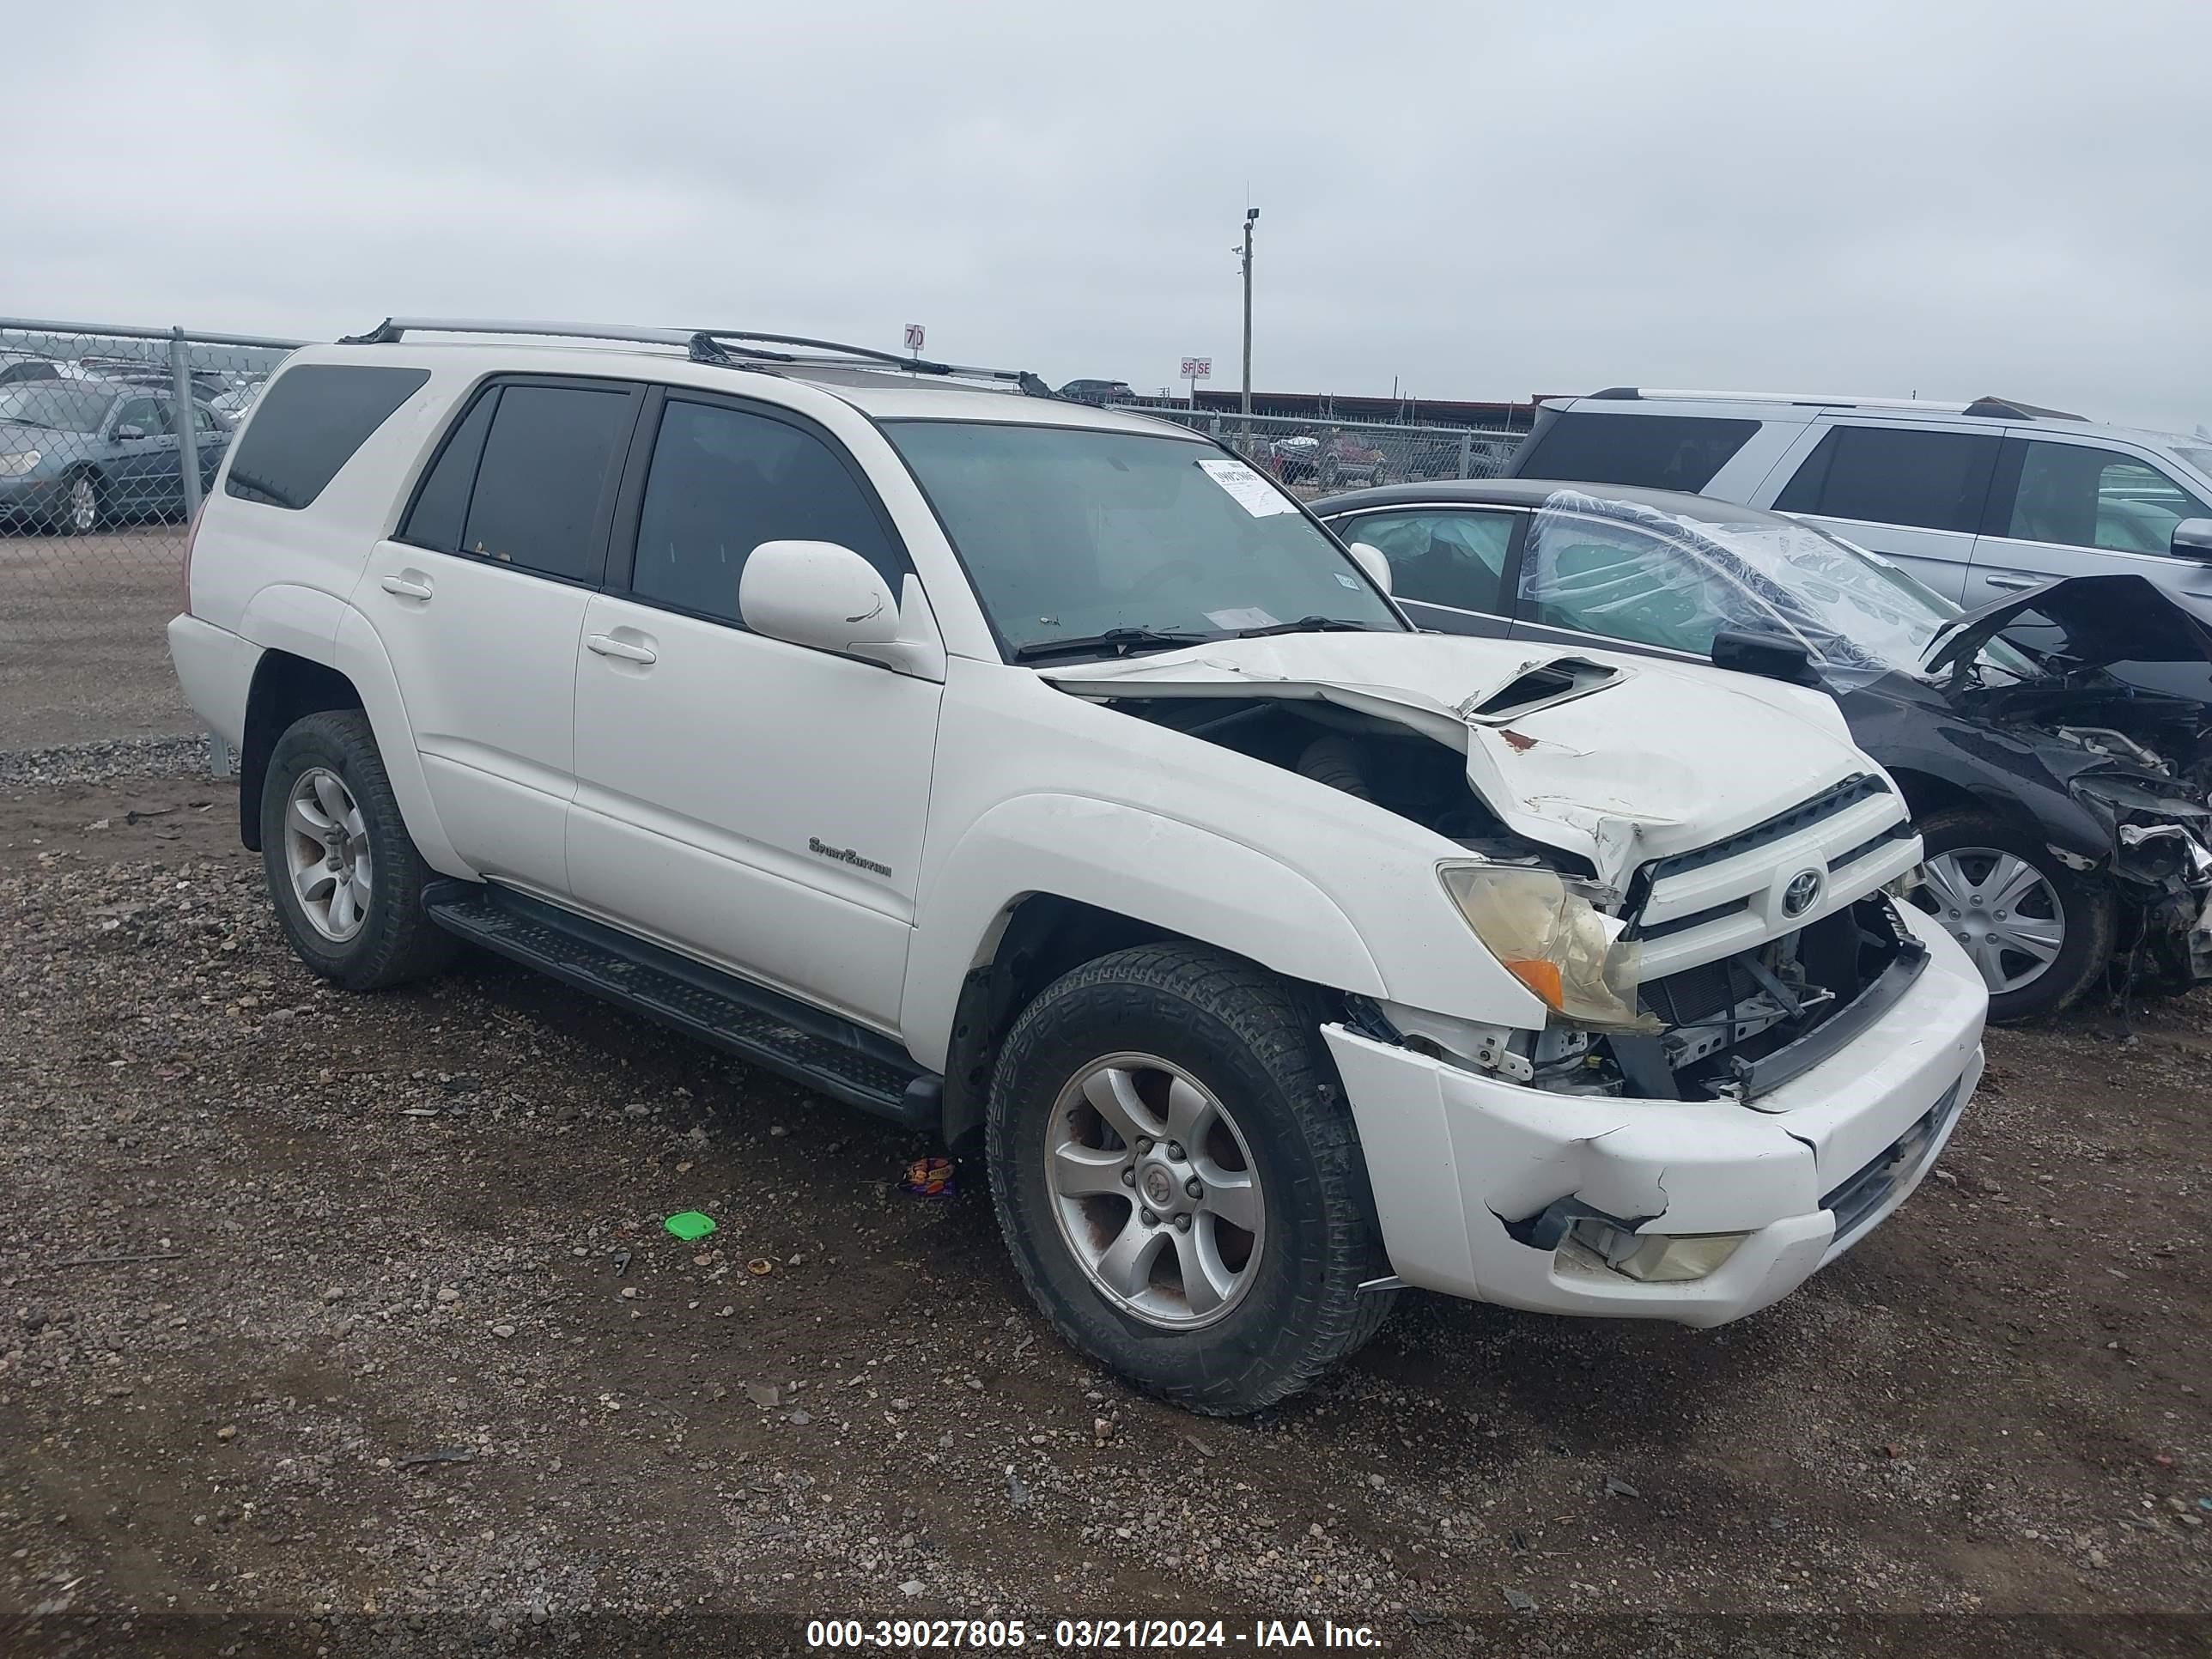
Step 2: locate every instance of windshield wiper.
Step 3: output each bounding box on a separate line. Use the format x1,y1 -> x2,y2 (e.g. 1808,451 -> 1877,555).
2,418 -> 56,431
1012,627 -> 1212,663
1234,616 -> 1376,637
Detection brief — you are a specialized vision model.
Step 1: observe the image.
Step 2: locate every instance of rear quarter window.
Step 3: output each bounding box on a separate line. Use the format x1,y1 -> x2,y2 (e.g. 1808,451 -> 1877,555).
1515,411 -> 1759,492
224,364 -> 430,510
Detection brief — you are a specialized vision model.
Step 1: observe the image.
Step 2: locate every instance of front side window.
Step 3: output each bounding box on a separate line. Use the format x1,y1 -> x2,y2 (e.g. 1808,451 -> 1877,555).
1773,424 -> 1999,533
1515,411 -> 1759,492
1333,507 -> 1515,614
2007,441 -> 2210,555
1518,488 -> 2021,681
114,398 -> 169,437
629,398 -> 902,624
884,422 -> 1403,658
458,384 -> 635,581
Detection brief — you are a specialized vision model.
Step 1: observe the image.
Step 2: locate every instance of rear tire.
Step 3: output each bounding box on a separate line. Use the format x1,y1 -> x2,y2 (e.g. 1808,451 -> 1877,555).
259,708 -> 457,991
987,942 -> 1395,1415
1910,806 -> 2112,1023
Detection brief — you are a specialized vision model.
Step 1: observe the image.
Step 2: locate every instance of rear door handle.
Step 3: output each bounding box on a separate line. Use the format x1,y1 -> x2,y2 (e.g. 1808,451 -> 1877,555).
380,575 -> 434,600
586,632 -> 658,665
1981,574 -> 2040,591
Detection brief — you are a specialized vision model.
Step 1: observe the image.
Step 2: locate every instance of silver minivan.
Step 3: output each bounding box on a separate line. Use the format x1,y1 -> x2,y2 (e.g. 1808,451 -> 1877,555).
1504,389 -> 2212,613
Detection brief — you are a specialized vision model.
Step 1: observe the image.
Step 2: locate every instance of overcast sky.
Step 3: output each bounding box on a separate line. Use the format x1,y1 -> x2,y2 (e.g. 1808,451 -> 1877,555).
11,1 -> 2207,431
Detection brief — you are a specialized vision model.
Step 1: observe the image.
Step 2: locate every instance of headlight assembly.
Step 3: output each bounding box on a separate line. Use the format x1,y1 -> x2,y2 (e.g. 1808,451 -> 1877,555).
0,450 -> 41,477
1438,862 -> 1653,1030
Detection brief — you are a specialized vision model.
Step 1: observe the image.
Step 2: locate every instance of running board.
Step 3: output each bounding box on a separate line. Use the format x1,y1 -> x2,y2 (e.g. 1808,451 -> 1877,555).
423,882 -> 939,1130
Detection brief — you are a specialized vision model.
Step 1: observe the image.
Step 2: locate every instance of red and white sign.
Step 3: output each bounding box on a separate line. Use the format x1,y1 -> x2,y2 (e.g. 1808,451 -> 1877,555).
903,324 -> 926,352
1180,356 -> 1212,380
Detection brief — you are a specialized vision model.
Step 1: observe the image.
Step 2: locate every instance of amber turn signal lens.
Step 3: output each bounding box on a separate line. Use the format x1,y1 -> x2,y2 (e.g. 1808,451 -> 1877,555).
1505,958 -> 1565,1008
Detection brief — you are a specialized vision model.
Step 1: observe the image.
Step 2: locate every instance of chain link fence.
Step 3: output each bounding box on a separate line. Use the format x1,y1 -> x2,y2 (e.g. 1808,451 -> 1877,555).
1114,406 -> 1525,496
0,319 -> 301,749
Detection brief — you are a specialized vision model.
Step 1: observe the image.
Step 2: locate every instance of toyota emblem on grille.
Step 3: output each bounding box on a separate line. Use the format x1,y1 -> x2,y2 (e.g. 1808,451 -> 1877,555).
1782,868 -> 1823,917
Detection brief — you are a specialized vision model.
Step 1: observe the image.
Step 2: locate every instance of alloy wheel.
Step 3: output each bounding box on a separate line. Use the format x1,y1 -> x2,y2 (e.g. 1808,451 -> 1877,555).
1043,1053 -> 1265,1329
283,766 -> 374,942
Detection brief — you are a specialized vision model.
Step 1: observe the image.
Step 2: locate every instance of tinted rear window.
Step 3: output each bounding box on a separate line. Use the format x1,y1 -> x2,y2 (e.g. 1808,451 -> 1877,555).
1515,410 -> 1758,492
1773,424 -> 1999,534
458,384 -> 635,581
224,364 -> 428,509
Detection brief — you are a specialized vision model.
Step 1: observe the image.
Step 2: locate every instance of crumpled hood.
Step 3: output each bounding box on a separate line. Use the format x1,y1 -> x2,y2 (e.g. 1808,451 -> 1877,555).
1044,632 -> 1881,886
1926,573 -> 2212,676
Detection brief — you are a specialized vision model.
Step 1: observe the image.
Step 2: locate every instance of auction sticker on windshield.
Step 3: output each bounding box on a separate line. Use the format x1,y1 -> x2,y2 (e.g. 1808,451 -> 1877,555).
1196,457 -> 1297,516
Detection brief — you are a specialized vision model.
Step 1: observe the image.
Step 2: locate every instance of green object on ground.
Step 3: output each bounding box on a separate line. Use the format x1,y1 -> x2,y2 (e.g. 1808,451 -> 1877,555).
664,1211 -> 717,1242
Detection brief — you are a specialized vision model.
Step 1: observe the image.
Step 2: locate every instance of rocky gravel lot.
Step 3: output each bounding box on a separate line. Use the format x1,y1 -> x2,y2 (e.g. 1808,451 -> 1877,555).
3,750 -> 2211,1657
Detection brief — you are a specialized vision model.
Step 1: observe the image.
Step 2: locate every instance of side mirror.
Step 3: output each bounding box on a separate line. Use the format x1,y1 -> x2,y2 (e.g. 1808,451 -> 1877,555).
1346,541 -> 1393,597
739,540 -> 902,657
114,423 -> 147,441
1711,628 -> 1822,688
2172,517 -> 2212,562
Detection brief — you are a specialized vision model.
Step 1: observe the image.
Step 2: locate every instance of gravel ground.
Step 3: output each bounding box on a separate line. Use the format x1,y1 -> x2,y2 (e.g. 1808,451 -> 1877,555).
3,759 -> 2210,1658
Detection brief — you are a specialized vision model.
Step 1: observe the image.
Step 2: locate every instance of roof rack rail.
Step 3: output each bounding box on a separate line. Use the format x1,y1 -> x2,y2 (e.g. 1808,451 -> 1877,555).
1587,386 -> 2088,422
336,318 -> 1054,398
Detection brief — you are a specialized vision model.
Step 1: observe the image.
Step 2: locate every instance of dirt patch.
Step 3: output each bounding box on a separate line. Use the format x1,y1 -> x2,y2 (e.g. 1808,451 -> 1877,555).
0,526 -> 197,750
3,768 -> 2209,1656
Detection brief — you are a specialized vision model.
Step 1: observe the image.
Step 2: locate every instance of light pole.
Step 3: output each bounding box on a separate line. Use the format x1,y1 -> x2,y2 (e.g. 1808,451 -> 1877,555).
1237,207 -> 1258,453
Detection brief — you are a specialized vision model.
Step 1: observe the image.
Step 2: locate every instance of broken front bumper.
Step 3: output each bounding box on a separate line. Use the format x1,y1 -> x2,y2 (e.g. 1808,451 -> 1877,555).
1324,905 -> 1986,1326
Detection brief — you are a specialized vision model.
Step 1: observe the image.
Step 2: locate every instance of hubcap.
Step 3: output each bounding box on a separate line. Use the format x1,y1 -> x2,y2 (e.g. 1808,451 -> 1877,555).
1913,848 -> 2063,995
283,767 -> 374,943
1043,1053 -> 1265,1330
70,477 -> 95,532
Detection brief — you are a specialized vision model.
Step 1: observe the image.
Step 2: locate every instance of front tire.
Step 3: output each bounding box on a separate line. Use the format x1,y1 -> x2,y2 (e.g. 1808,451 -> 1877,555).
259,708 -> 456,991
55,471 -> 100,536
1911,806 -> 2112,1022
987,943 -> 1395,1415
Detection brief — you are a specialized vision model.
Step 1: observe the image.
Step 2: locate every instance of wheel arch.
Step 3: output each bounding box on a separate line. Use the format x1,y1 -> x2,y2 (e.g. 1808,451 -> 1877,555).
914,800 -> 1389,1152
234,606 -> 466,876
239,651 -> 362,850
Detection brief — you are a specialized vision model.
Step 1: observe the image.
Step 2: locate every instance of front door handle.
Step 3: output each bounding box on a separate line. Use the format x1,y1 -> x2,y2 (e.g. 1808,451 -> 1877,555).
586,632 -> 658,665
380,574 -> 434,600
1981,574 -> 2040,591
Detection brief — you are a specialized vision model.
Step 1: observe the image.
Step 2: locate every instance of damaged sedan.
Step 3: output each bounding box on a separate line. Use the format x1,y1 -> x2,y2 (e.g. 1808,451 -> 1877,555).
1316,480 -> 2212,1021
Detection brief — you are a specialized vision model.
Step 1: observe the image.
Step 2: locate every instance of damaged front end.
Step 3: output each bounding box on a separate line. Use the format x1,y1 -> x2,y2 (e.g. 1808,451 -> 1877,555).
1928,574 -> 2212,990
2080,772 -> 2212,984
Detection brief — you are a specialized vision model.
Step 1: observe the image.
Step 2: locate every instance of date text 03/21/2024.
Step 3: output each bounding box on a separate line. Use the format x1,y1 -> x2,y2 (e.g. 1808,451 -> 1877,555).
796,1627 -> 1380,1654
805,1618 -> 1384,1650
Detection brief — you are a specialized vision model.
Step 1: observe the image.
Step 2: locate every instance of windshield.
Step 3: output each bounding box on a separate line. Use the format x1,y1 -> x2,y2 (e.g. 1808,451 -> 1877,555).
1522,489 -> 2037,683
2177,447 -> 2212,481
0,386 -> 109,433
884,422 -> 1404,658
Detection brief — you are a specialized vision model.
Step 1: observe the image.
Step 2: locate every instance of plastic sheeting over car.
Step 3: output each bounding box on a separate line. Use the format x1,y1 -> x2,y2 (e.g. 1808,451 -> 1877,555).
1518,489 -> 1962,688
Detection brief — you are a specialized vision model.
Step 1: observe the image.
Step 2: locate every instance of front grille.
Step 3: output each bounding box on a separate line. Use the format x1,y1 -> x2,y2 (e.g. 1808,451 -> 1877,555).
1821,1079 -> 1965,1246
1832,819 -> 1916,872
1641,773 -> 1892,886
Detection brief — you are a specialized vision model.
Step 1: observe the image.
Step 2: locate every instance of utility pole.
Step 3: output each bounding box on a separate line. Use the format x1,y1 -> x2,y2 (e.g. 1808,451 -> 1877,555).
1238,207 -> 1258,453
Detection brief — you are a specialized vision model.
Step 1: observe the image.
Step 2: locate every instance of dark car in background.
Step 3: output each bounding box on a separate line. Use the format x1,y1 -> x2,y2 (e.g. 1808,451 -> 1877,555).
0,382 -> 231,535
1273,430 -> 1389,489
1315,477 -> 2212,1022
1057,378 -> 1138,406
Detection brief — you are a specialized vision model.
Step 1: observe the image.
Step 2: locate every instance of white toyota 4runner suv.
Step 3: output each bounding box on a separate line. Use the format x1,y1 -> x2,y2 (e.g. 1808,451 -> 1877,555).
168,320 -> 1988,1413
